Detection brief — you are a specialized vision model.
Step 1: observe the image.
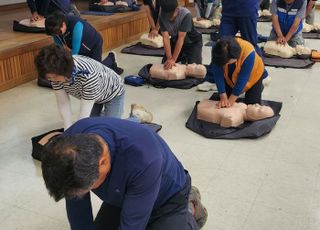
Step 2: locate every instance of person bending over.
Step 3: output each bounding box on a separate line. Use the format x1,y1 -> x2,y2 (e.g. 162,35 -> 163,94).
206,37 -> 266,108
45,11 -> 123,74
268,0 -> 306,47
27,0 -> 71,21
41,117 -> 208,230
35,45 -> 126,129
159,0 -> 203,69
142,0 -> 161,38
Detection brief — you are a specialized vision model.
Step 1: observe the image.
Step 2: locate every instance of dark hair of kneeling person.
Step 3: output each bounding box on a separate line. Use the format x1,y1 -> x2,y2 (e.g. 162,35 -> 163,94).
206,36 -> 267,108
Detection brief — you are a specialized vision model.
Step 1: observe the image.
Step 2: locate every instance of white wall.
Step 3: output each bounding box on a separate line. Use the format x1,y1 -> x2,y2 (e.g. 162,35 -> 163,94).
0,0 -> 25,6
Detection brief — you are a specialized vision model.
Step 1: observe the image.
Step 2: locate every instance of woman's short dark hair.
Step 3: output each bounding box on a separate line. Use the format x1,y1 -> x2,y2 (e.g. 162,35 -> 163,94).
41,134 -> 103,201
34,45 -> 74,79
211,36 -> 241,66
45,11 -> 66,35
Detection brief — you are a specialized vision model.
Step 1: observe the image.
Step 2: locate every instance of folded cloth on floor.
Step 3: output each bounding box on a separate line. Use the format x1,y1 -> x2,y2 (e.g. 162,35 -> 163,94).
121,42 -> 165,57
138,64 -> 204,89
186,95 -> 282,139
31,129 -> 64,161
80,10 -> 113,16
13,20 -> 45,33
196,26 -> 219,35
262,55 -> 315,69
302,32 -> 320,39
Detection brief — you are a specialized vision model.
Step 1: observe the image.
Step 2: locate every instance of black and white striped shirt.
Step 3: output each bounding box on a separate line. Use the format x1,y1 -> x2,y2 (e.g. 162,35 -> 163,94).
52,55 -> 124,104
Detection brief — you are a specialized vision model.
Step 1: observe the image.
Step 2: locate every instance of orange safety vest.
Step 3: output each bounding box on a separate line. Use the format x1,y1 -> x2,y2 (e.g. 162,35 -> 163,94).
223,37 -> 264,92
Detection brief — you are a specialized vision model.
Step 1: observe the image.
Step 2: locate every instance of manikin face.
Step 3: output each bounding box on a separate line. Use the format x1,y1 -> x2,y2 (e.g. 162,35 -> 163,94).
246,104 -> 274,119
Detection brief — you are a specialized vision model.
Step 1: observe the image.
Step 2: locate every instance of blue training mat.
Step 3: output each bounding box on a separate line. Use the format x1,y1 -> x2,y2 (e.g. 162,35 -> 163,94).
80,11 -> 114,16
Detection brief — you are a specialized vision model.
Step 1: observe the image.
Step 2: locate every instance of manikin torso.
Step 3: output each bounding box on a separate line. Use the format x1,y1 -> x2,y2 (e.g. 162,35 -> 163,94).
150,63 -> 207,80
197,100 -> 275,127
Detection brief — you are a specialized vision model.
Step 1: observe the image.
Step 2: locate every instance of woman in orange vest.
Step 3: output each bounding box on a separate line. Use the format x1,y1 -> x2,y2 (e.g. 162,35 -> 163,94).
207,36 -> 267,108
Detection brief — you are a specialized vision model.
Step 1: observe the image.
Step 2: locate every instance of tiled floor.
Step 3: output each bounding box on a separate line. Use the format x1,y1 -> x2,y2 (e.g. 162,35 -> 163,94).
1,15 -> 320,230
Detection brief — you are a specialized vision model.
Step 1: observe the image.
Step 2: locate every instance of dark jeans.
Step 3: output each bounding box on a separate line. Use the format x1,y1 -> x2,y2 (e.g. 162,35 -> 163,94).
162,40 -> 203,65
94,173 -> 199,230
225,76 -> 264,105
219,15 -> 262,57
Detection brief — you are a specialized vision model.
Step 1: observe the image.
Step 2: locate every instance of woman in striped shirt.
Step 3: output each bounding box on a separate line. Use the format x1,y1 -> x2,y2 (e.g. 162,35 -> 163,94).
35,45 -> 127,129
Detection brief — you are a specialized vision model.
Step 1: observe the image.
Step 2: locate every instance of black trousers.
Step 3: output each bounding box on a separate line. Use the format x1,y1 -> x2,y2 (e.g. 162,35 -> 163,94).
225,76 -> 264,105
94,173 -> 199,230
162,40 -> 203,65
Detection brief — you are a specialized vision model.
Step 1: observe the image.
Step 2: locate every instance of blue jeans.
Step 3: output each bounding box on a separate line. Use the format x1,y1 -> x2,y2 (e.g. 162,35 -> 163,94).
90,93 -> 140,122
90,93 -> 125,118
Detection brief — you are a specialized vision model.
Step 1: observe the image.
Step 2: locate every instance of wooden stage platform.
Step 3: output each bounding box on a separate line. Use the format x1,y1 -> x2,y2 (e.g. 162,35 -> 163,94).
0,4 -> 149,92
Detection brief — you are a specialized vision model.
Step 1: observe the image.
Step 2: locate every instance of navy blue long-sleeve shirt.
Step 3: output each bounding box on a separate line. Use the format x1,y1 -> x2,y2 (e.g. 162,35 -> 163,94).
213,51 -> 255,96
27,0 -> 70,16
63,117 -> 187,230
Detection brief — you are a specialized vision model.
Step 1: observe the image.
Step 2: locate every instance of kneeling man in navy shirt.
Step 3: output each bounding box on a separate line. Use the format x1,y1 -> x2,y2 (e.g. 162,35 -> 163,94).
41,117 -> 207,230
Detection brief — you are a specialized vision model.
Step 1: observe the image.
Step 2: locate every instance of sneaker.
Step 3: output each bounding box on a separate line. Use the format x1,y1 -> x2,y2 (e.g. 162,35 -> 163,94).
196,81 -> 217,92
189,186 -> 208,229
130,104 -> 153,123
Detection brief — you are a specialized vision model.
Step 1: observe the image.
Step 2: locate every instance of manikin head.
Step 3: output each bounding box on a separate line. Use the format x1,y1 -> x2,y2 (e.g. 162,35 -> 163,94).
246,104 -> 274,121
186,63 -> 207,78
211,36 -> 241,67
41,134 -> 111,201
34,45 -> 74,83
160,0 -> 178,21
45,11 -> 67,36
